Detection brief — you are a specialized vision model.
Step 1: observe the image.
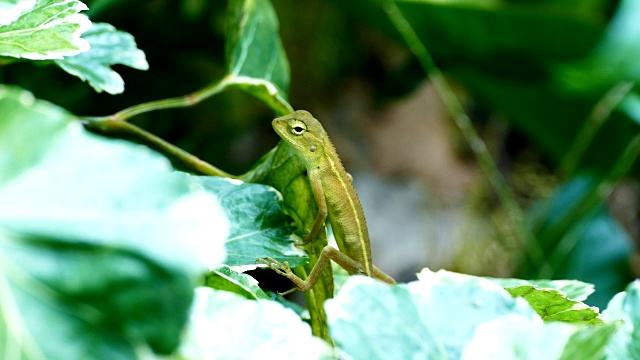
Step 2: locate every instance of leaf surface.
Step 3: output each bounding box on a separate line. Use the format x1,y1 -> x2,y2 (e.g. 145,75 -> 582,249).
54,22 -> 148,94
0,0 -> 90,59
0,86 -> 228,358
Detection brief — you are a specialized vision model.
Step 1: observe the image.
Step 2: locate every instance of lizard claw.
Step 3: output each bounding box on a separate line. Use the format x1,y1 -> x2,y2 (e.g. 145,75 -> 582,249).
256,257 -> 301,295
257,257 -> 292,276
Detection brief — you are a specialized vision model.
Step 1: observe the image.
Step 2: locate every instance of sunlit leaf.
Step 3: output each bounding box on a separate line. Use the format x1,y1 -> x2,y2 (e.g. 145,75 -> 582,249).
506,285 -> 602,325
0,0 -> 35,26
603,280 -> 640,359
489,278 -> 595,302
175,288 -> 332,359
326,270 -> 538,359
0,0 -> 91,59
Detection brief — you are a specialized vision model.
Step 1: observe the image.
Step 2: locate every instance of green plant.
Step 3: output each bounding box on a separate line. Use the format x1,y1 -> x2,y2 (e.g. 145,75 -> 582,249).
1,0 -> 639,358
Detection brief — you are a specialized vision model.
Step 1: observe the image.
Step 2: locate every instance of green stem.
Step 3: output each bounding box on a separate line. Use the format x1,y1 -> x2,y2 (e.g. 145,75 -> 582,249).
558,82 -> 634,178
384,2 -> 550,274
83,119 -> 236,178
88,76 -> 233,122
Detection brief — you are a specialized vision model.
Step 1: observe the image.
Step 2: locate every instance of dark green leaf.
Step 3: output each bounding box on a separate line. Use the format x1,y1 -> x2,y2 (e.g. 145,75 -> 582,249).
225,0 -> 292,115
54,22 -> 148,94
188,175 -> 306,268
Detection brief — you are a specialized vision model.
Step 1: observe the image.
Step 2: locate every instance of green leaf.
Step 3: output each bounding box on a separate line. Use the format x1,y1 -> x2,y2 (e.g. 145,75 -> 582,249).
489,278 -> 595,302
325,269 -> 538,359
463,314 -> 617,360
0,85 -> 228,358
560,322 -> 619,360
462,315 -> 575,359
54,22 -> 148,94
241,142 -> 334,340
204,265 -> 270,300
175,287 -> 332,359
0,0 -> 91,59
603,280 -> 640,359
506,285 -> 602,325
188,175 -> 306,268
556,0 -> 640,94
225,0 -> 292,115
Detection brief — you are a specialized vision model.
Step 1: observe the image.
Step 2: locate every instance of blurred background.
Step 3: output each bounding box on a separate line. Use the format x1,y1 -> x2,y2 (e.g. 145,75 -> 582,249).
3,0 -> 639,309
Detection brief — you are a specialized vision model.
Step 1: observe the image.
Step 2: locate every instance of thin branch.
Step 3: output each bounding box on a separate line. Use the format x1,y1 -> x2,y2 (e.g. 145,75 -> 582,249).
87,76 -> 233,123
82,119 -> 236,179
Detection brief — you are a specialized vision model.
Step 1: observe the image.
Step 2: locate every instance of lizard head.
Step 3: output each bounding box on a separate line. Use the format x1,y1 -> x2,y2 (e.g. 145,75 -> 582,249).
272,110 -> 326,165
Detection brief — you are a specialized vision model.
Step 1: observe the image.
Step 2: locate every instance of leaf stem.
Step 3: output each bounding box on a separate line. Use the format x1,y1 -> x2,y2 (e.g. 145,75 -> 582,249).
384,2 -> 550,273
558,82 -> 634,178
89,76 -> 233,122
82,119 -> 236,178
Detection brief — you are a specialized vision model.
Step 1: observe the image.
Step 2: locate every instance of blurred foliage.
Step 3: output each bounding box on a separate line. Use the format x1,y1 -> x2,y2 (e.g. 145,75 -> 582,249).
2,0 -> 638,314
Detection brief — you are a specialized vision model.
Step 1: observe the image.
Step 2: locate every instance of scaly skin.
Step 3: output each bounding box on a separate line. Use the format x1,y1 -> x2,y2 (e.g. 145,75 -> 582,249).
259,110 -> 394,294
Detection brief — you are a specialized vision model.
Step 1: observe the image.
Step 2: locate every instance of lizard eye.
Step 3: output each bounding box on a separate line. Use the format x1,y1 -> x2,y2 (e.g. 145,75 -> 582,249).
290,122 -> 306,135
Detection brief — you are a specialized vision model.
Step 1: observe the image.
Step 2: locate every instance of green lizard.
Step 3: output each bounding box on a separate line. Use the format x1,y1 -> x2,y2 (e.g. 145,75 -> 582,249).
259,110 -> 395,295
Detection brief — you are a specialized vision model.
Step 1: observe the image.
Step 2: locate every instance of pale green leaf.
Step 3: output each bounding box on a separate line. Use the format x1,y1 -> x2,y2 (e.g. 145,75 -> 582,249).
462,315 -> 577,360
325,269 -> 537,359
506,285 -> 602,325
225,0 -> 292,115
175,288 -> 332,359
0,85 -> 228,358
204,265 -> 270,300
54,22 -> 148,94
489,278 -> 595,302
0,0 -> 90,59
604,279 -> 640,359
188,176 -> 307,268
560,322 -> 619,360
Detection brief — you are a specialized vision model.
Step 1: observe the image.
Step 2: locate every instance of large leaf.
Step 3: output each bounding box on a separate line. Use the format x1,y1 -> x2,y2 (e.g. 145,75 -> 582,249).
603,280 -> 640,359
556,0 -> 640,95
325,269 -> 537,359
188,175 -> 306,268
0,85 -> 228,358
225,0 -> 292,115
175,287 -> 332,359
326,269 -> 615,359
0,0 -> 90,59
54,22 -> 148,94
